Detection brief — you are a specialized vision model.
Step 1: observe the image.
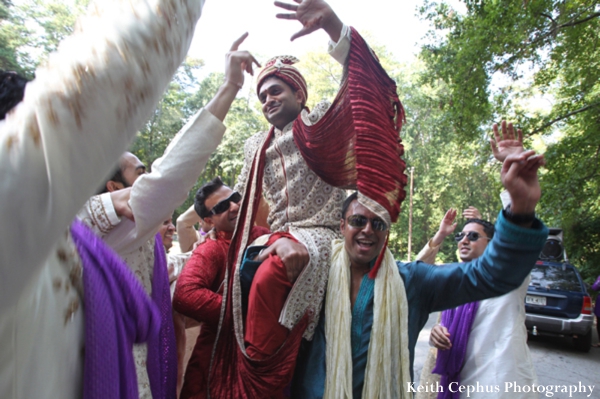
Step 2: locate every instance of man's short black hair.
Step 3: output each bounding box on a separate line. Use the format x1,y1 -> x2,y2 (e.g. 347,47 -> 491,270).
96,164 -> 130,195
195,177 -> 225,218
463,218 -> 495,239
0,71 -> 29,120
341,192 -> 359,219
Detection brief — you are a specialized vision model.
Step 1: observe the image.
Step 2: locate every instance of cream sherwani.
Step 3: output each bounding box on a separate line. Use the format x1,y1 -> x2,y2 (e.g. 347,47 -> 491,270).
234,26 -> 353,339
0,0 -> 206,397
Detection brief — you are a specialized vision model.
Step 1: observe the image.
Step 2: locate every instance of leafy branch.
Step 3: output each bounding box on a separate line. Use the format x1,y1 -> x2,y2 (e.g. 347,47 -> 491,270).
530,102 -> 600,134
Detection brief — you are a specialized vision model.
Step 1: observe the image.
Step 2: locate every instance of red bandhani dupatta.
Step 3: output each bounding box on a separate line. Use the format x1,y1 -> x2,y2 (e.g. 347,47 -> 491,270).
208,27 -> 407,398
293,28 -> 407,223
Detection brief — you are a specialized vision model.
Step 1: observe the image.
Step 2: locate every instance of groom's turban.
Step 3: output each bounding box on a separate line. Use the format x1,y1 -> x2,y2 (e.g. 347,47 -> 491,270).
256,55 -> 308,104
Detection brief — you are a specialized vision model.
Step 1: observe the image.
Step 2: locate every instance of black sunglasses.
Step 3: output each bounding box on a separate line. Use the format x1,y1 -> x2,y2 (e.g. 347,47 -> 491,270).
210,191 -> 242,216
454,231 -> 491,242
347,214 -> 388,232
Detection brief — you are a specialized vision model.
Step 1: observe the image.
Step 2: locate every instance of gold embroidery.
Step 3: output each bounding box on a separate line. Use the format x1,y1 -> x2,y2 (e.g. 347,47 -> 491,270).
70,263 -> 83,286
5,135 -> 15,150
64,298 -> 80,326
57,249 -> 68,262
87,195 -> 116,234
46,100 -> 59,127
53,278 -> 62,291
27,114 -> 41,147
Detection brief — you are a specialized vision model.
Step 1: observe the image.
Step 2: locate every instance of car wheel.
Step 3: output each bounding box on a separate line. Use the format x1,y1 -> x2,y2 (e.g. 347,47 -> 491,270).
573,330 -> 592,352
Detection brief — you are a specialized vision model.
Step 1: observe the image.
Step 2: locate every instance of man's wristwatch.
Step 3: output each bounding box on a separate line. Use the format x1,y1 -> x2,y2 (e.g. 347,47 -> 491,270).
503,205 -> 535,224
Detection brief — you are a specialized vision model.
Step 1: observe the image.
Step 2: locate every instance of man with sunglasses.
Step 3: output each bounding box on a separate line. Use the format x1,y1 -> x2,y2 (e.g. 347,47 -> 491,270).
427,221 -> 538,399
291,145 -> 548,398
173,177 -> 269,399
76,34 -> 261,399
208,0 -> 410,396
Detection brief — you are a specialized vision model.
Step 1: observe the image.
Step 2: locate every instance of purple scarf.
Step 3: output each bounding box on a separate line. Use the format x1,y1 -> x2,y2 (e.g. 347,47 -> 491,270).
432,301 -> 480,399
70,219 -> 160,399
146,233 -> 178,399
592,275 -> 600,317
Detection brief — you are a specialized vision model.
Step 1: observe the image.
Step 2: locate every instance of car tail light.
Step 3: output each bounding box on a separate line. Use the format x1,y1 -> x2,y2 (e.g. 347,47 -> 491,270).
582,296 -> 593,315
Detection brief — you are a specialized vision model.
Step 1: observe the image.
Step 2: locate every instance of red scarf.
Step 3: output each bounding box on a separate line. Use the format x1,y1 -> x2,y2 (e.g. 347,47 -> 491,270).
208,27 -> 407,398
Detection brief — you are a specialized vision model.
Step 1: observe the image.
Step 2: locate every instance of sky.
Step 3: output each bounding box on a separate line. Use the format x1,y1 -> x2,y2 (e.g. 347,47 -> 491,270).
187,0 -> 441,77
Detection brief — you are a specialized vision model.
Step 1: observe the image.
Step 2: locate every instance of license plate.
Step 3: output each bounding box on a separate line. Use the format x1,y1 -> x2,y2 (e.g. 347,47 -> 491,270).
526,295 -> 546,306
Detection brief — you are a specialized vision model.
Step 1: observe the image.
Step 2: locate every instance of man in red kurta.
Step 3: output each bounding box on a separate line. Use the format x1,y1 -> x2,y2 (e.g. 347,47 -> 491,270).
173,177 -> 268,399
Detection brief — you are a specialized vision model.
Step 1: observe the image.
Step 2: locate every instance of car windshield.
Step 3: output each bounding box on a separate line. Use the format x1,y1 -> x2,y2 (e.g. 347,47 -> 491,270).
530,265 -> 583,292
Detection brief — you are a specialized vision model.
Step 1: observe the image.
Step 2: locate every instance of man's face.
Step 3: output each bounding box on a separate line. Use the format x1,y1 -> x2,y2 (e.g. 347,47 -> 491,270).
159,215 -> 175,251
457,222 -> 490,262
120,152 -> 146,187
258,77 -> 304,130
340,200 -> 388,269
203,185 -> 240,233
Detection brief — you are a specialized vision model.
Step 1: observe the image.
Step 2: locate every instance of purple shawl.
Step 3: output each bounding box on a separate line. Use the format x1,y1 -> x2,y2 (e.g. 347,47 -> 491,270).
432,301 -> 480,399
70,219 -> 160,399
592,275 -> 600,317
147,233 -> 178,399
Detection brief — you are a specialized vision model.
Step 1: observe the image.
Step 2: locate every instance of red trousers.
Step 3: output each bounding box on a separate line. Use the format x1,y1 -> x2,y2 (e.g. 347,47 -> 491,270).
244,233 -> 295,360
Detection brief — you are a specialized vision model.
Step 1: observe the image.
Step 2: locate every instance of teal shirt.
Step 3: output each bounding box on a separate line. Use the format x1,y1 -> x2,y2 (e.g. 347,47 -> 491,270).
291,211 -> 548,398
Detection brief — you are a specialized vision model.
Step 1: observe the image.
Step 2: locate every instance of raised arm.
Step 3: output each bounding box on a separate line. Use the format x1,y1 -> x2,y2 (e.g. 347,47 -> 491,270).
98,34 -> 261,253
415,208 -> 457,263
419,149 -> 547,310
276,0 -> 350,65
275,0 -> 343,42
177,205 -> 202,253
490,120 -> 525,162
1,0 -> 205,309
417,210 -> 548,312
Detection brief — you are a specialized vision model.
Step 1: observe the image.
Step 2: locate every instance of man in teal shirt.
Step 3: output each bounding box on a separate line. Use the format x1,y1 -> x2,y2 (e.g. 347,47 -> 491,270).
292,148 -> 548,398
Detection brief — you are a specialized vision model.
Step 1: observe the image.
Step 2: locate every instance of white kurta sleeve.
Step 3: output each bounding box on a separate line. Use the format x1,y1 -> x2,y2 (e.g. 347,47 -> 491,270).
0,0 -> 206,309
415,239 -> 443,264
176,205 -> 201,254
328,24 -> 352,65
100,108 -> 226,254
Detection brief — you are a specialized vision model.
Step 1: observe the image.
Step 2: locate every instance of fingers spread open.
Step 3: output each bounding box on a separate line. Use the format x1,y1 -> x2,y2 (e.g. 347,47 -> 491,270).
274,1 -> 299,11
276,12 -> 298,20
492,122 -> 500,142
490,138 -> 499,156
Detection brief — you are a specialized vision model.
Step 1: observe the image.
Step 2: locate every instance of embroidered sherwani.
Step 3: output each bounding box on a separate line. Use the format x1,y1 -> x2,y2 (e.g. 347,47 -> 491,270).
78,107 -> 226,398
0,0 -> 206,396
233,27 -> 352,338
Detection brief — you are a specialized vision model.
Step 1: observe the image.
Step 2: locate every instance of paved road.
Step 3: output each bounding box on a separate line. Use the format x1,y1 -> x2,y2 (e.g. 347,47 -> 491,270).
414,312 -> 600,399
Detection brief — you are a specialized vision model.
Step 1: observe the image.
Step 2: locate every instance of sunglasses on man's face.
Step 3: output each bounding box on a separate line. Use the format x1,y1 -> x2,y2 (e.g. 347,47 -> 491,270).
454,231 -> 491,242
346,214 -> 388,232
210,191 -> 242,216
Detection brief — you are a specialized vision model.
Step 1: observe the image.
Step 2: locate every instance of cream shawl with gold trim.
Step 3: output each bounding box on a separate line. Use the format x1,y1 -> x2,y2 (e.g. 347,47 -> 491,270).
324,239 -> 411,399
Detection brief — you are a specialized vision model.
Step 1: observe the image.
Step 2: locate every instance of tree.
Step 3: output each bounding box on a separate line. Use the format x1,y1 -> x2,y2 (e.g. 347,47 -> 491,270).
299,43 -> 503,262
419,0 -> 600,278
0,0 -> 33,75
130,58 -> 205,168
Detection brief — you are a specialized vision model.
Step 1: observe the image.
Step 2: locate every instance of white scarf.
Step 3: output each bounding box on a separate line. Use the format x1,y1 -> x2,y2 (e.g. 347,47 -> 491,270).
324,239 -> 411,399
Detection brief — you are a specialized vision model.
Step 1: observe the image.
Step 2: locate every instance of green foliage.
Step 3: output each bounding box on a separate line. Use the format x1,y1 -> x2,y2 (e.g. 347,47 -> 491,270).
11,0 -> 573,272
0,0 -> 33,75
130,58 -> 206,168
299,45 -> 503,262
419,0 -> 600,279
391,61 -> 502,262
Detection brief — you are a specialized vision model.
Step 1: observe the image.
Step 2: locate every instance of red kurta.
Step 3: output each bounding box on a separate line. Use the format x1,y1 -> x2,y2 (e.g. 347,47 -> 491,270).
173,227 -> 269,399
